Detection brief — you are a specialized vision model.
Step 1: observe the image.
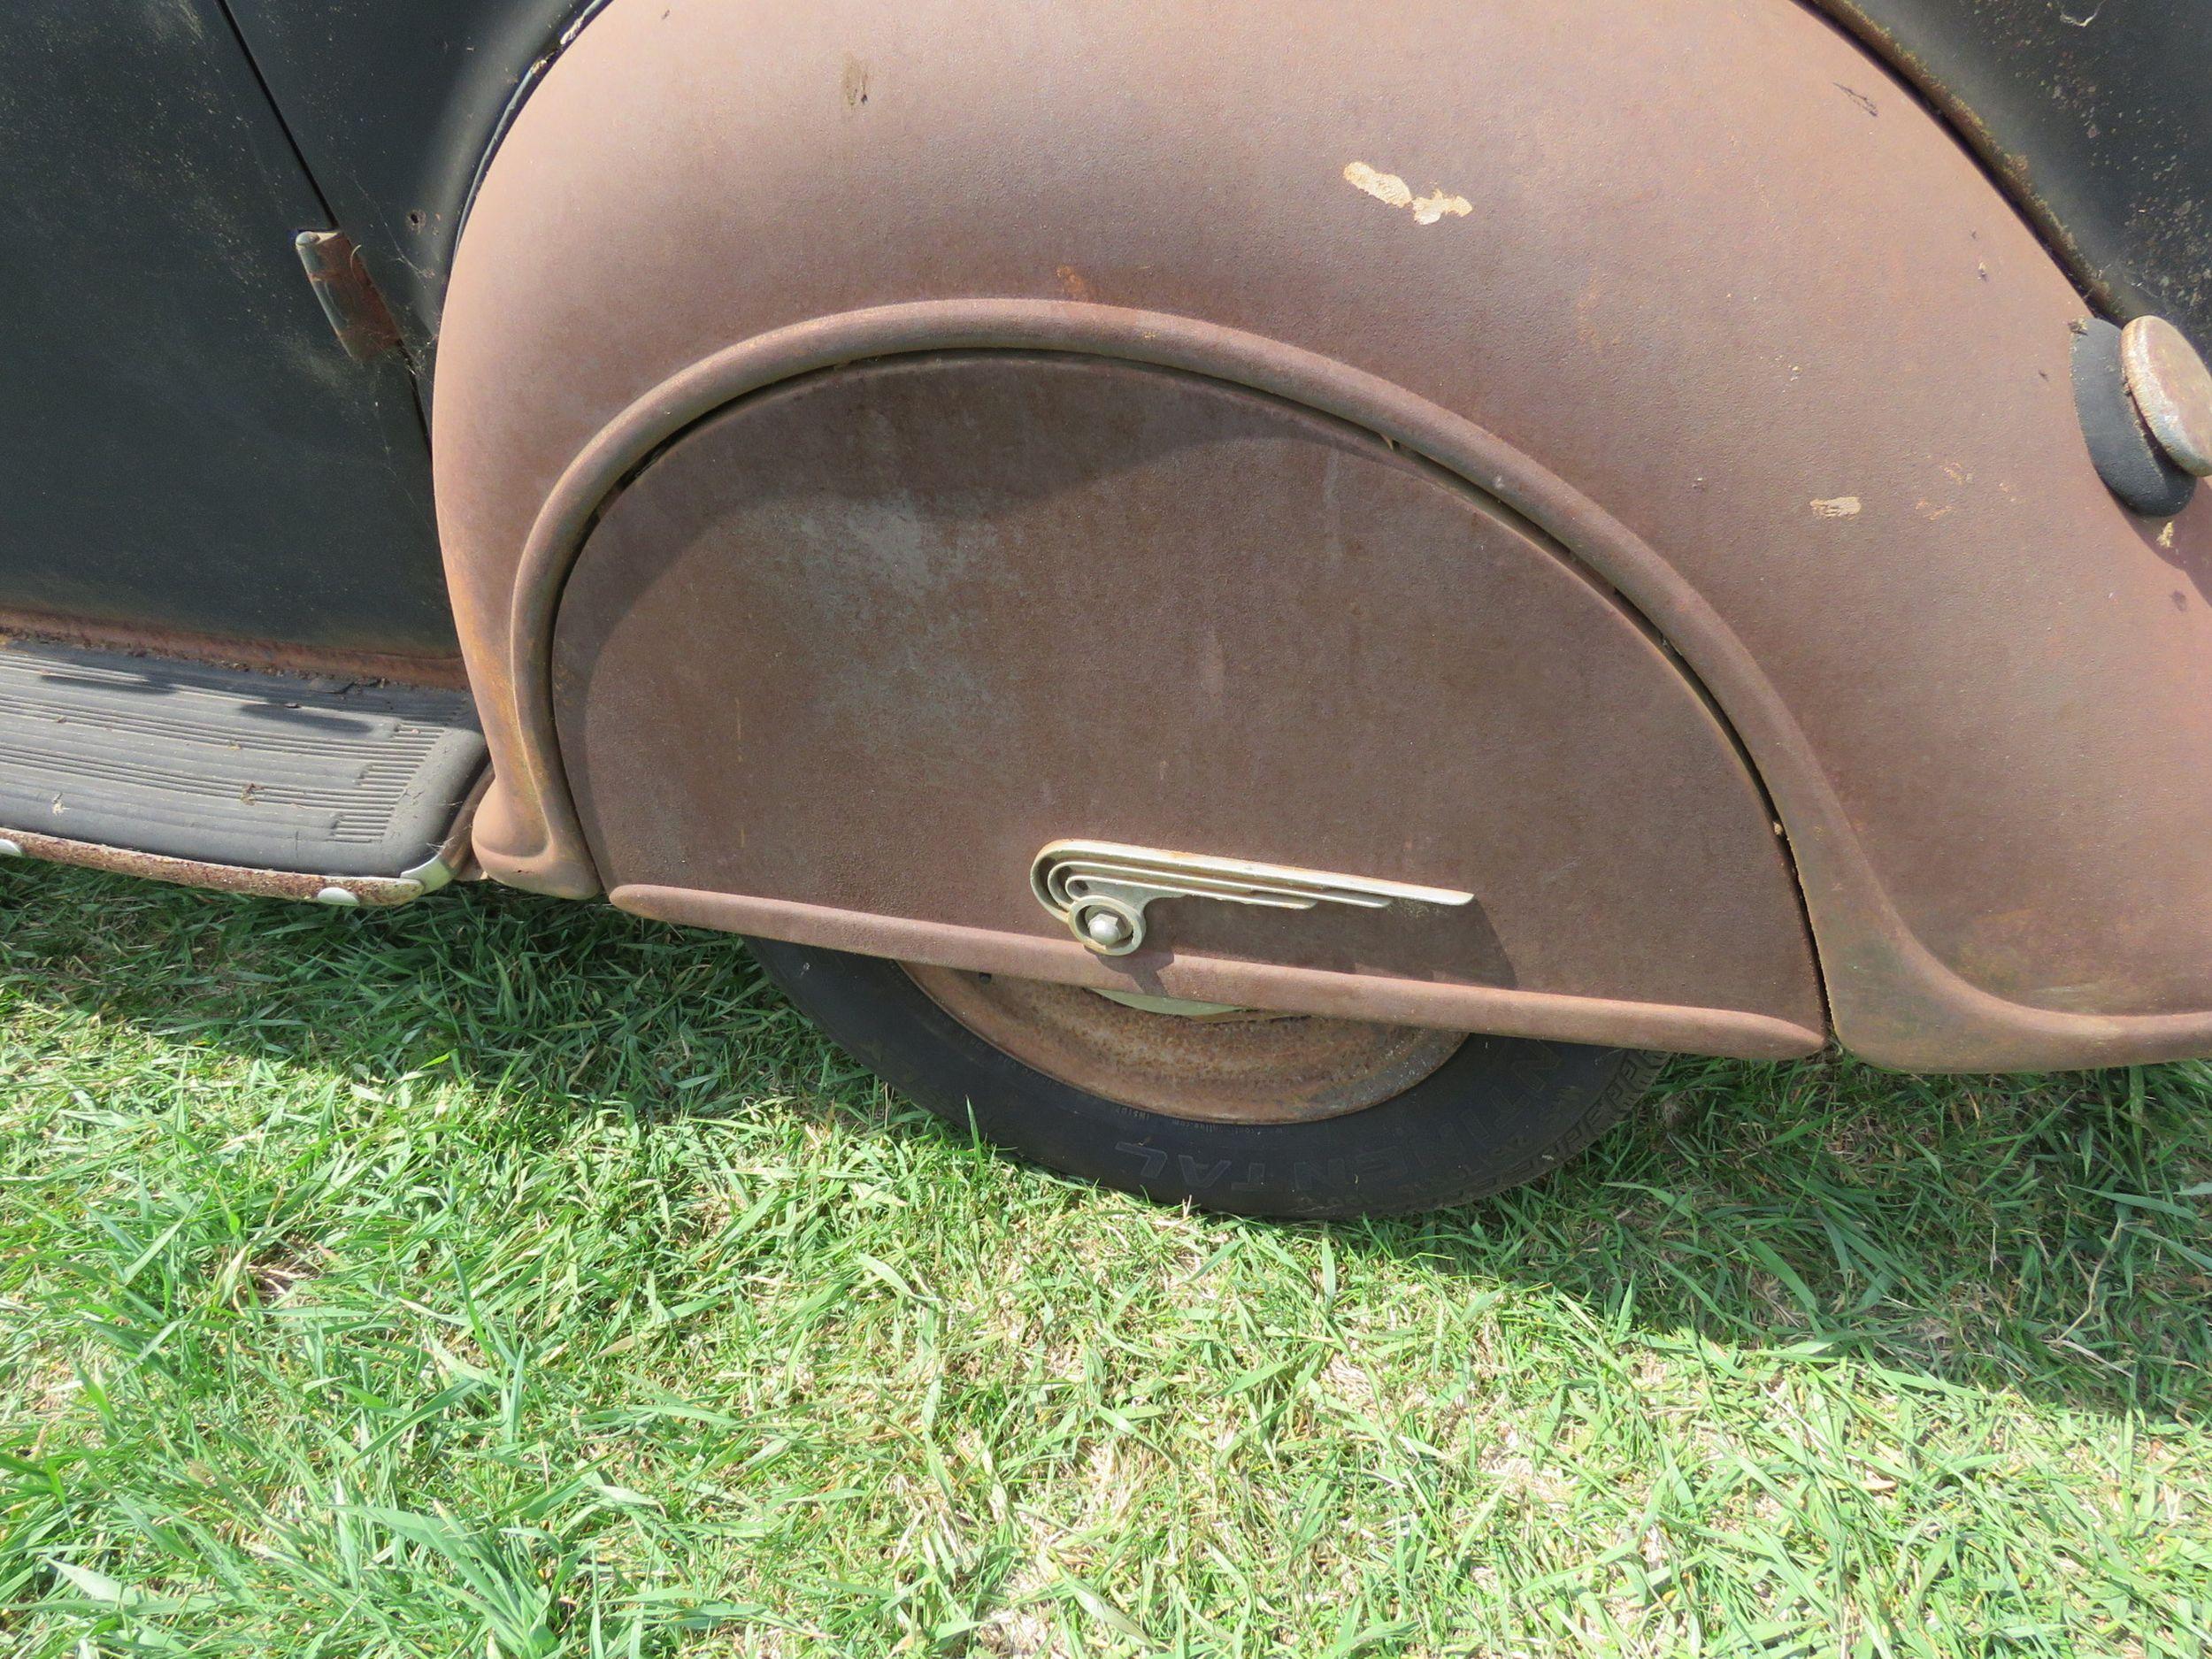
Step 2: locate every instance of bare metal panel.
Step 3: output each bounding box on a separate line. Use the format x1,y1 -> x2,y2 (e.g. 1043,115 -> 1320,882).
436,0 -> 2212,1069
554,354 -> 1823,1053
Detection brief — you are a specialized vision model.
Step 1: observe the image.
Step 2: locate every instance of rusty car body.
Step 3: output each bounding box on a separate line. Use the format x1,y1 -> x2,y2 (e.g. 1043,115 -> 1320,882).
4,0 -> 2208,1213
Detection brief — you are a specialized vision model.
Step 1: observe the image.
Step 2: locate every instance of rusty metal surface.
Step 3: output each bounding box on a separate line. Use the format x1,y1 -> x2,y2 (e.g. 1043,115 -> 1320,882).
436,0 -> 2212,1071
219,0 -> 2212,392
0,827 -> 426,907
902,964 -> 1465,1124
618,886 -> 1825,1061
0,610 -> 469,692
292,230 -> 403,364
557,352 -> 1824,1043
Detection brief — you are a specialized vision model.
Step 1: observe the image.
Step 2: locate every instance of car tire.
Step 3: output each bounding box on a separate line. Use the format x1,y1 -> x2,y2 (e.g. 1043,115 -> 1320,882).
748,937 -> 1665,1217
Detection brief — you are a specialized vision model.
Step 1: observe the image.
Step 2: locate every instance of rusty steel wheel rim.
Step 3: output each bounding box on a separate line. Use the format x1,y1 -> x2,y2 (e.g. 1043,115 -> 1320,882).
901,964 -> 1467,1124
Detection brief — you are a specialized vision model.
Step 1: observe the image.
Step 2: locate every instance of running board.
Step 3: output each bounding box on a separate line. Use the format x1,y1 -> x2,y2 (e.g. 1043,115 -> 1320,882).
0,641 -> 486,904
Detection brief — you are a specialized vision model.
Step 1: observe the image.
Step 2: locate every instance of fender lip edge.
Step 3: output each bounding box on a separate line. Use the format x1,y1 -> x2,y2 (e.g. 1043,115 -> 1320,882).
612,883 -> 1830,1064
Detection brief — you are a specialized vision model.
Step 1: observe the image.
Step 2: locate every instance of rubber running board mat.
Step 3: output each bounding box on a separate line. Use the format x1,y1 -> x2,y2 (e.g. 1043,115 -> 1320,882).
0,641 -> 484,877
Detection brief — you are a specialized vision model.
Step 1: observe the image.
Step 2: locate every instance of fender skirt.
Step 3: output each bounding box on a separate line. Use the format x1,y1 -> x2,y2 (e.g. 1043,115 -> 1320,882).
432,0 -> 2212,1071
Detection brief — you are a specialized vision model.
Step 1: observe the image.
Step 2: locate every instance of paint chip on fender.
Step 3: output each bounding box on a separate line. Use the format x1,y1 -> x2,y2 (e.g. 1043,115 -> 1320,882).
1343,162 -> 1471,225
1811,495 -> 1863,518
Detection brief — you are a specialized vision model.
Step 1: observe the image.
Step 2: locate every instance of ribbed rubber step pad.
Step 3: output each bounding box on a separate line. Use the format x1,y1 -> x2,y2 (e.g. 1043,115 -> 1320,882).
0,642 -> 485,877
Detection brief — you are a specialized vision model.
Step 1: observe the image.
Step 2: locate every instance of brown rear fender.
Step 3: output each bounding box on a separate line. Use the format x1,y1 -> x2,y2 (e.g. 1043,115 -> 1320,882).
433,0 -> 2212,1071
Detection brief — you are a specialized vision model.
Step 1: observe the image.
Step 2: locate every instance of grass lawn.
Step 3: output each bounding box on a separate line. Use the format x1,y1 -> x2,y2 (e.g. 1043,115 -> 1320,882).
0,864 -> 2206,1658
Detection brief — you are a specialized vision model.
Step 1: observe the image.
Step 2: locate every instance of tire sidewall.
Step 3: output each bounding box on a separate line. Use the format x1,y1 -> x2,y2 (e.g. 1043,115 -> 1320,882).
749,938 -> 1658,1217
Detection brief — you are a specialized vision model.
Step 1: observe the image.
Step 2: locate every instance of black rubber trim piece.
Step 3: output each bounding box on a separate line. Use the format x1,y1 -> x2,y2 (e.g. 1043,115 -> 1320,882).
0,641 -> 484,876
2070,319 -> 2196,521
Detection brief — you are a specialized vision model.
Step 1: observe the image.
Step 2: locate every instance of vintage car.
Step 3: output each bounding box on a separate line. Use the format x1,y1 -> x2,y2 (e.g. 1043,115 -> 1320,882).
4,0 -> 2208,1216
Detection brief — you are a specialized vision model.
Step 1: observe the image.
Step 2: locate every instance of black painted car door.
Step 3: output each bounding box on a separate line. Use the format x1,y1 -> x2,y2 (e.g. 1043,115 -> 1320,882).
0,1 -> 454,662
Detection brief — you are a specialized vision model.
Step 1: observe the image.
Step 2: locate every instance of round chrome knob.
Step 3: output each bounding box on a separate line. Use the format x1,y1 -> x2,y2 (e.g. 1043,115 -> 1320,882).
1070,899 -> 1143,955
1085,908 -> 1133,949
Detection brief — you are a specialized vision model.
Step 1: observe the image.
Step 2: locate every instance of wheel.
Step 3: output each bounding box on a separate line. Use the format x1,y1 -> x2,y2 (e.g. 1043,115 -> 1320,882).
747,938 -> 1665,1217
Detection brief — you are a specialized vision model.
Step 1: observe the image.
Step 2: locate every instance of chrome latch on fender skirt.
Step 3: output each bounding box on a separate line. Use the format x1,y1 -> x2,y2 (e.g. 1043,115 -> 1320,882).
1031,840 -> 1475,956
